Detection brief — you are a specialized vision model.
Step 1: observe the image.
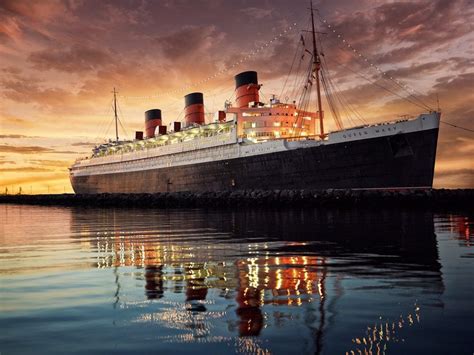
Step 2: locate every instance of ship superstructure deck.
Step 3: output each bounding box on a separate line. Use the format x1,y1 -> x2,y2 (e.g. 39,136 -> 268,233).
70,113 -> 439,193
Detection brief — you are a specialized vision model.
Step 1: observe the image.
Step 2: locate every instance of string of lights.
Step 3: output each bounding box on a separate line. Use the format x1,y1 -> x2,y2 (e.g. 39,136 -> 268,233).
315,11 -> 433,111
315,12 -> 474,134
119,23 -> 298,100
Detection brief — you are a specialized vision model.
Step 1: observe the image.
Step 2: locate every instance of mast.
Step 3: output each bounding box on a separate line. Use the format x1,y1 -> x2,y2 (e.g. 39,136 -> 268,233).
310,1 -> 325,138
112,87 -> 119,141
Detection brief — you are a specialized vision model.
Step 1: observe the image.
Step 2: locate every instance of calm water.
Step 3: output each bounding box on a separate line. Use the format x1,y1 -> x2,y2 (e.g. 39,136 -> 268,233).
0,205 -> 473,354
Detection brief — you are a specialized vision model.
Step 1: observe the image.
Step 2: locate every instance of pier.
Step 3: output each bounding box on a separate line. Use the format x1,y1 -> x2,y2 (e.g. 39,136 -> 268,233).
1,189 -> 471,210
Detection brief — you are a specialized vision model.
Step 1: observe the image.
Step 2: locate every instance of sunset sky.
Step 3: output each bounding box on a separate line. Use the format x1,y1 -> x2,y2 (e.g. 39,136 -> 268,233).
1,0 -> 473,193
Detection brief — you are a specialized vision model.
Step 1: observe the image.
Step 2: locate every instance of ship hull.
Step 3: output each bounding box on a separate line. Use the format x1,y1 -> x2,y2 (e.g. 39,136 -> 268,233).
70,127 -> 439,193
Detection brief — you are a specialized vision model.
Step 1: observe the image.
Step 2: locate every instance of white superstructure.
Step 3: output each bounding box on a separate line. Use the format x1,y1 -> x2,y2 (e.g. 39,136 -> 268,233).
70,112 -> 440,178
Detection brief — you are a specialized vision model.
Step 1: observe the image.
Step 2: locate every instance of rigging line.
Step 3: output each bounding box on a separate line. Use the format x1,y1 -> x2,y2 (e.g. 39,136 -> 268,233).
224,89 -> 237,107
296,60 -> 313,112
174,107 -> 185,122
319,40 -> 346,126
280,16 -> 311,100
377,71 -> 432,111
285,14 -> 314,99
279,40 -> 305,99
315,34 -> 342,127
324,64 -> 365,126
323,68 -> 355,127
118,119 -> 128,140
297,58 -> 314,103
315,12 -> 433,111
94,98 -> 114,142
441,121 -> 474,133
329,49 -> 429,111
320,70 -> 344,129
289,34 -> 310,101
319,41 -> 367,126
319,55 -> 346,129
117,101 -> 129,139
330,38 -> 432,112
329,73 -> 367,125
103,106 -> 116,140
333,83 -> 365,126
259,89 -> 268,103
323,34 -> 426,111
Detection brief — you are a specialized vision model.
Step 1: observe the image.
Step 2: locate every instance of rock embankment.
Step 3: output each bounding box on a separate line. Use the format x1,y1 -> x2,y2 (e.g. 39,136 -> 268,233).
0,189 -> 472,210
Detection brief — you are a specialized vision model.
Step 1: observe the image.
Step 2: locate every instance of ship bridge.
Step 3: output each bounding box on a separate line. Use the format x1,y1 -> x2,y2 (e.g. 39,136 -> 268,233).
225,71 -> 319,142
227,101 -> 318,141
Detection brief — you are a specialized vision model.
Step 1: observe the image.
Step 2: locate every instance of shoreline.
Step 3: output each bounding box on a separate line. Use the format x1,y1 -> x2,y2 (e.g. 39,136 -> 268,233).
0,189 -> 472,210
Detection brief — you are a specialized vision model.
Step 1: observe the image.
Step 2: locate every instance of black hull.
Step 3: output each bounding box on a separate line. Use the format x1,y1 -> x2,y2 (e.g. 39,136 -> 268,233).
71,128 -> 439,193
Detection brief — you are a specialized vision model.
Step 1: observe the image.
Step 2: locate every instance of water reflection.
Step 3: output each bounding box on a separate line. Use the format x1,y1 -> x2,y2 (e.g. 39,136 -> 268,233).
69,209 -> 449,353
1,206 -> 473,354
346,304 -> 422,355
448,215 -> 472,247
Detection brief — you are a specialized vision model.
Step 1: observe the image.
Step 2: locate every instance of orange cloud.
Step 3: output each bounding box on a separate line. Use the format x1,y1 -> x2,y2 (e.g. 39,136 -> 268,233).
0,0 -> 473,191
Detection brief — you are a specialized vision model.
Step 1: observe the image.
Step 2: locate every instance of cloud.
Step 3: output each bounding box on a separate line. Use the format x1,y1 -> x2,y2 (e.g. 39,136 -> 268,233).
0,134 -> 40,138
0,173 -> 68,188
381,62 -> 445,80
321,0 -> 473,65
0,74 -> 75,107
1,66 -> 21,75
100,1 -> 150,26
436,168 -> 473,179
0,0 -> 472,188
0,0 -> 71,46
0,16 -> 22,43
28,44 -> 113,73
1,0 -> 67,21
435,169 -> 474,188
433,72 -> 474,99
1,166 -> 52,172
240,7 -> 274,19
0,112 -> 34,128
0,145 -> 78,154
157,25 -> 225,60
71,141 -> 96,147
0,144 -> 54,154
29,159 -> 71,167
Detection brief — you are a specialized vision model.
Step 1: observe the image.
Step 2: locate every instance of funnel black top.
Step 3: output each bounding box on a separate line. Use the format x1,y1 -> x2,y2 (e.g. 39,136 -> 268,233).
184,92 -> 204,107
145,109 -> 162,121
235,71 -> 258,89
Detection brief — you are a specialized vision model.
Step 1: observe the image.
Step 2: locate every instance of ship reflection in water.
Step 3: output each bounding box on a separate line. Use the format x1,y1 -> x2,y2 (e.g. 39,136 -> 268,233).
1,206 -> 473,354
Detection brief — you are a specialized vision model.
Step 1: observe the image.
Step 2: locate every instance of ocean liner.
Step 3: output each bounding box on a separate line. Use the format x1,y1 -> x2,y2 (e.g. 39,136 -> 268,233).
70,7 -> 440,194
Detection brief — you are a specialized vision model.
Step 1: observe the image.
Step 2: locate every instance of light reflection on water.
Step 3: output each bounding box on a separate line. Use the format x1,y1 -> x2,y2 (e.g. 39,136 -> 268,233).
0,205 -> 473,354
